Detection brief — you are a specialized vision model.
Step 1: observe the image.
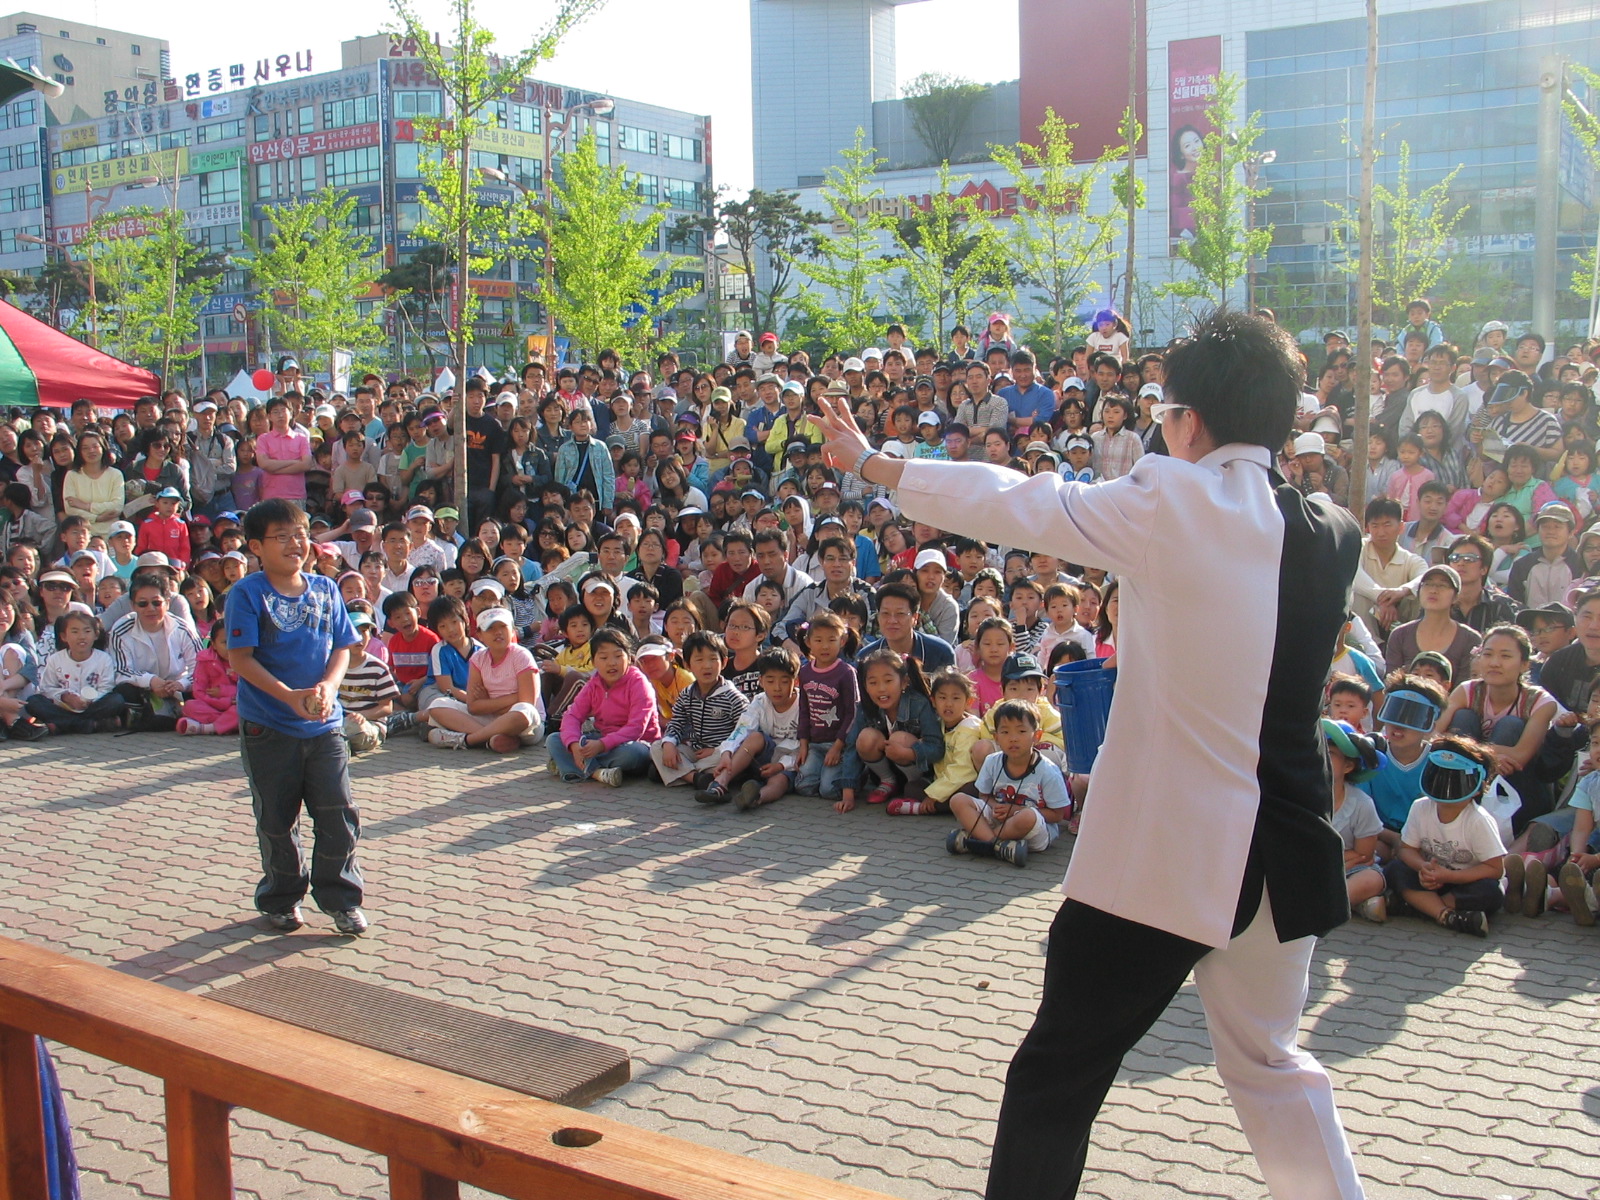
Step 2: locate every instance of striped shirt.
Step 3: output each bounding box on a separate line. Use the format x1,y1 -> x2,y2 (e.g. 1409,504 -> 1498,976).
339,655 -> 399,712
1492,407 -> 1561,451
663,677 -> 749,749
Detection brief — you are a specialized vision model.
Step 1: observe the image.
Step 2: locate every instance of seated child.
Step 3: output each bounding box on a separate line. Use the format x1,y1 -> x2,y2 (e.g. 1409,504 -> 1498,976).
636,635 -> 691,724
383,590 -> 439,722
969,653 -> 1065,771
1508,732 -> 1600,925
1368,673 -> 1447,859
1036,583 -> 1095,665
427,606 -> 545,752
835,649 -> 944,813
794,612 -> 859,802
26,610 -> 126,734
947,699 -> 1071,867
1324,718 -> 1387,921
695,646 -> 803,810
177,625 -> 238,735
416,596 -> 476,719
540,604 -> 596,727
653,630 -> 749,788
549,628 -> 660,784
1325,673 -> 1374,733
911,668 -> 984,817
338,610 -> 399,753
1382,735 -> 1505,937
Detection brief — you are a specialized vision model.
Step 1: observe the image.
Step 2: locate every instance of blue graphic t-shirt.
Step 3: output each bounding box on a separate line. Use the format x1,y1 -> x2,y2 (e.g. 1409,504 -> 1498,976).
225,571 -> 357,737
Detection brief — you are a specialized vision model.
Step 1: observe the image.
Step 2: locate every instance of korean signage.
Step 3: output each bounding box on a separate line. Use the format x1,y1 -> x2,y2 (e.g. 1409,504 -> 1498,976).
52,148 -> 187,196
189,148 -> 244,175
186,98 -> 234,121
171,52 -> 316,101
1167,36 -> 1222,243
53,202 -> 242,247
199,292 -> 262,317
830,178 -> 1040,232
60,126 -> 98,152
250,72 -> 372,114
473,126 -> 542,157
247,122 -> 380,165
104,81 -> 164,115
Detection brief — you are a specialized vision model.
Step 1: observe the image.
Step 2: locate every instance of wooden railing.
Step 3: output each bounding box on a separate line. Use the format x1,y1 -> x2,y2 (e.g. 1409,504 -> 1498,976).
0,936 -> 899,1200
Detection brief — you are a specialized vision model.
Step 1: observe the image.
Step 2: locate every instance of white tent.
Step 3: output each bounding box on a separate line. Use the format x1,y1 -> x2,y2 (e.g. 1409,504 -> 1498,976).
223,368 -> 272,406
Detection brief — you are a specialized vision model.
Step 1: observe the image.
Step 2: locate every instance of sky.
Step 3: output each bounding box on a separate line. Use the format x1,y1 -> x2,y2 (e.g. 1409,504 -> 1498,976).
39,0 -> 1021,193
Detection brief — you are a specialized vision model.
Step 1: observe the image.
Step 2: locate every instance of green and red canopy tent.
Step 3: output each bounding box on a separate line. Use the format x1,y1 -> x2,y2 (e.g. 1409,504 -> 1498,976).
0,61 -> 160,410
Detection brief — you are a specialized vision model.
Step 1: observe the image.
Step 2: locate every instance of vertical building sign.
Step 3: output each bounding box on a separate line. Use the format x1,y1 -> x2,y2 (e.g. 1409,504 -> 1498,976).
1167,36 -> 1221,244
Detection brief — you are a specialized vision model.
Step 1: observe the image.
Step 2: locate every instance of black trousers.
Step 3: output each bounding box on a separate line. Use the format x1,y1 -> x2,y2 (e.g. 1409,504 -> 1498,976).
987,898 -> 1210,1200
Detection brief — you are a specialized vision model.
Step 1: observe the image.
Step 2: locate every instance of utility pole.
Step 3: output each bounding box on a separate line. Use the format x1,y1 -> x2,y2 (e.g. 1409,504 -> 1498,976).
1349,0 -> 1378,514
1534,55 -> 1565,341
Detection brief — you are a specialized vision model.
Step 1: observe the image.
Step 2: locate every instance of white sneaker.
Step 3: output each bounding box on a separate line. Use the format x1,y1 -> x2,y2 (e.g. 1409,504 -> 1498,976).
594,767 -> 623,787
428,727 -> 467,749
1358,895 -> 1387,923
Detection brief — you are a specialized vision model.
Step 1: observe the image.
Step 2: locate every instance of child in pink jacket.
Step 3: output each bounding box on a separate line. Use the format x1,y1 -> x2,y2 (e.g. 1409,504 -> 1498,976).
547,628 -> 661,786
178,626 -> 239,735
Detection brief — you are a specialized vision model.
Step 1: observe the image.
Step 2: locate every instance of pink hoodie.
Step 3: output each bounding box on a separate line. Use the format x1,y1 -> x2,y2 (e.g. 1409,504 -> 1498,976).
559,663 -> 662,751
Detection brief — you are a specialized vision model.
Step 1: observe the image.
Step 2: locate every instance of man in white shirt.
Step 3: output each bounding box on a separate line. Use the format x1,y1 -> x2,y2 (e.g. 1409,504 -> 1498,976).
812,309 -> 1366,1200
1399,342 -> 1471,441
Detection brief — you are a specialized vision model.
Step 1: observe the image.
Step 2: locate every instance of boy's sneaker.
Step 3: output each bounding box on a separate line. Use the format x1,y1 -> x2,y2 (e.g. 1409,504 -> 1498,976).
594,767 -> 624,788
1522,858 -> 1547,918
328,908 -> 370,936
1557,862 -> 1596,927
261,907 -> 304,932
176,717 -> 193,735
1357,895 -> 1388,923
946,829 -> 970,855
427,727 -> 467,749
1438,908 -> 1488,938
387,711 -> 417,736
1503,853 -> 1525,912
886,799 -> 925,816
694,780 -> 729,805
994,839 -> 1029,868
732,779 -> 762,810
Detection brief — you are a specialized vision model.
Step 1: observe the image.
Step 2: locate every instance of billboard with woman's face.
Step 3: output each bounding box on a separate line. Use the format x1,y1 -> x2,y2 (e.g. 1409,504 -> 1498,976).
1168,36 -> 1221,244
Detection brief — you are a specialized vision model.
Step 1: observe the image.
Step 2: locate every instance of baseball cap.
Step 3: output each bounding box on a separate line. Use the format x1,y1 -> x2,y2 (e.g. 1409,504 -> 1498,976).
676,410 -> 701,425
741,488 -> 766,500
581,576 -> 616,595
816,481 -> 839,493
134,552 -> 175,571
728,437 -> 752,453
213,511 -> 240,525
108,521 -> 136,538
710,386 -> 732,404
756,372 -> 782,387
842,357 -> 865,373
675,430 -> 699,443
1471,350 -> 1496,366
781,380 -> 804,396
342,489 -> 365,505
193,401 -> 218,413
1024,440 -> 1051,454
914,375 -> 935,390
1002,652 -> 1045,682
605,434 -> 628,449
786,440 -> 809,457
867,496 -> 897,516
1517,602 -> 1575,630
422,411 -> 446,426
732,328 -> 751,340
987,312 -> 1010,326
66,550 -> 98,566
350,510 -> 379,529
678,506 -> 705,518
1419,564 -> 1462,590
156,486 -> 182,500
221,550 -> 248,565
314,404 -> 337,420
913,548 -> 948,571
495,394 -> 516,408
470,578 -> 506,597
635,638 -> 672,660
1535,500 -> 1575,527
347,610 -> 375,630
404,505 -> 434,522
1481,320 -> 1510,334
476,606 -> 515,631
1064,435 -> 1094,453
759,332 -> 778,344
917,412 -> 942,427
861,347 -> 883,361
1061,376 -> 1086,391
1138,383 -> 1164,400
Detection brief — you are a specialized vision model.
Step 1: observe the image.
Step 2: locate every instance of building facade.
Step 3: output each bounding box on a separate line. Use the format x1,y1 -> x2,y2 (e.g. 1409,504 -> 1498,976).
0,20 -> 713,386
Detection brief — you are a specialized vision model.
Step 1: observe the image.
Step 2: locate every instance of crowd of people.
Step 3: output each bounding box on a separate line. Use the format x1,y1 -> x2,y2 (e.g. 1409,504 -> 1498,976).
1,306 -> 1597,937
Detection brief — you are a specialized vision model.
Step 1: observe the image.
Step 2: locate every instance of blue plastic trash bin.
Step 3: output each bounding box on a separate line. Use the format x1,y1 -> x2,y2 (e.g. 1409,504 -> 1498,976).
1054,660 -> 1117,775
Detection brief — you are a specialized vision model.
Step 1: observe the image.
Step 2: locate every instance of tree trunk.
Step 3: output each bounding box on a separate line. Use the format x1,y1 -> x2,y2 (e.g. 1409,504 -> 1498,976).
454,138 -> 471,513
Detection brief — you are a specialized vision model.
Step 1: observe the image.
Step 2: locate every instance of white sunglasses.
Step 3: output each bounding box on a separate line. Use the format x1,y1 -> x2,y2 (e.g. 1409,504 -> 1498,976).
1150,402 -> 1192,424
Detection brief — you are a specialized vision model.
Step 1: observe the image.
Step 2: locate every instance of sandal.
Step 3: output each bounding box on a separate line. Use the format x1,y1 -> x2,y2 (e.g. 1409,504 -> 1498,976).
864,783 -> 895,805
885,799 -> 926,816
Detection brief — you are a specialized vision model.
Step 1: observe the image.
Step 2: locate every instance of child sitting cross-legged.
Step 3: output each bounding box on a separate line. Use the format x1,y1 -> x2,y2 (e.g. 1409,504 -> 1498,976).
426,606 -> 545,752
652,630 -> 748,790
947,699 -> 1071,867
835,649 -> 945,814
26,609 -> 126,734
177,625 -> 238,735
548,628 -> 660,785
694,646 -> 803,811
337,610 -> 400,754
1323,718 -> 1388,922
1381,735 -> 1506,937
910,668 -> 985,817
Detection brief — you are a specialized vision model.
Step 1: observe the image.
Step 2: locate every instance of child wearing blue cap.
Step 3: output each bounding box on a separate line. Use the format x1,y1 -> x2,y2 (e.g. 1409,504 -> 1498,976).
1382,735 -> 1506,937
1369,672 -> 1448,859
1323,718 -> 1387,922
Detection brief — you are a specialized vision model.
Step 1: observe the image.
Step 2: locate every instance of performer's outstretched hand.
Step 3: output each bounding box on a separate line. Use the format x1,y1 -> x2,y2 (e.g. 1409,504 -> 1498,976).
810,394 -> 873,474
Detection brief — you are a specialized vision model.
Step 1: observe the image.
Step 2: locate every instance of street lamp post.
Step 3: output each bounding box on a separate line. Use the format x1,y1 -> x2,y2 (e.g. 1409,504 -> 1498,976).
1243,150 -> 1277,312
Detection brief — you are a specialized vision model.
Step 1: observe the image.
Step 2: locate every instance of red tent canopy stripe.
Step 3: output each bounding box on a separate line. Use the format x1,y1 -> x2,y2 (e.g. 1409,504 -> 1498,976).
0,300 -> 159,409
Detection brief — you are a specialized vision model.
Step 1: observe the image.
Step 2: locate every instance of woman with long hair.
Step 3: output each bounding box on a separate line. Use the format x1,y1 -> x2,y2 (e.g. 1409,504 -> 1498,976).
63,428 -> 122,538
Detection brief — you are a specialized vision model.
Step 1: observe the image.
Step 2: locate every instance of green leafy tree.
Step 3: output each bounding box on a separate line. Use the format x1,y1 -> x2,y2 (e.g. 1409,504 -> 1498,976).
670,188 -> 822,338
378,242 -> 453,376
787,129 -> 894,353
991,108 -> 1126,357
1162,73 -> 1272,310
85,207 -> 219,381
538,130 -> 697,361
1328,140 -> 1467,328
247,187 -> 387,380
391,0 -> 602,496
887,162 -> 1013,348
903,72 -> 989,166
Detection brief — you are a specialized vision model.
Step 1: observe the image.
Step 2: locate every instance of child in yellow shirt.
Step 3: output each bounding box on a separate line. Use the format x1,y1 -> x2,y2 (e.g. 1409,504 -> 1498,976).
895,668 -> 986,816
969,653 -> 1065,771
636,636 -> 693,724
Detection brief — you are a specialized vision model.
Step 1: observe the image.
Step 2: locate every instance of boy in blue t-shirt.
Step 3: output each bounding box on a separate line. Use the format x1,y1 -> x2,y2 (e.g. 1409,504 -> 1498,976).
1367,674 -> 1446,860
224,498 -> 366,936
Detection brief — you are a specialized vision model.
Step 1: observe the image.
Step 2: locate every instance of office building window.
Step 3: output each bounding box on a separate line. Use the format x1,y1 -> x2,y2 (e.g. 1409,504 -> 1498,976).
198,120 -> 244,144
0,142 -> 38,172
632,172 -> 658,204
323,94 -> 379,130
617,125 -> 656,155
393,91 -> 442,118
325,145 -> 380,187
0,183 -> 41,212
0,224 -> 42,254
195,224 -> 243,253
664,135 -> 701,162
510,103 -> 539,133
198,168 -> 240,206
664,177 -> 699,208
0,98 -> 36,131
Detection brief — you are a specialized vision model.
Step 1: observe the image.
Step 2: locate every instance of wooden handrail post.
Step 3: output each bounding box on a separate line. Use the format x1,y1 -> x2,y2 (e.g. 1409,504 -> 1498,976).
165,1083 -> 234,1200
0,1024 -> 47,1200
390,1156 -> 461,1200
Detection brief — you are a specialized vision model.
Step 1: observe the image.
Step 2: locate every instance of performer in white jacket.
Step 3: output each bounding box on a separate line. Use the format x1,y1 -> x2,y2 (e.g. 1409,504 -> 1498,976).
812,309 -> 1367,1200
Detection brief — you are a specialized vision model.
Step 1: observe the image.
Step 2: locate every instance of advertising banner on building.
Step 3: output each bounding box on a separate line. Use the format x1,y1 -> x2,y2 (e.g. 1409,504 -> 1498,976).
52,148 -> 188,196
247,122 -> 381,165
1167,35 -> 1221,244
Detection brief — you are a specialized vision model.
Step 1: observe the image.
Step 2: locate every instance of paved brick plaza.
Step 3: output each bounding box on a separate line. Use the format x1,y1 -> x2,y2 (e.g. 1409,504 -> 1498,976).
1,733 -> 1596,1199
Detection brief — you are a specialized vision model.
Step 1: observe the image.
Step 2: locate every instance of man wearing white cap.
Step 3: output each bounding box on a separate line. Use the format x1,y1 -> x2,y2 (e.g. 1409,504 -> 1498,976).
1287,431 -> 1349,508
